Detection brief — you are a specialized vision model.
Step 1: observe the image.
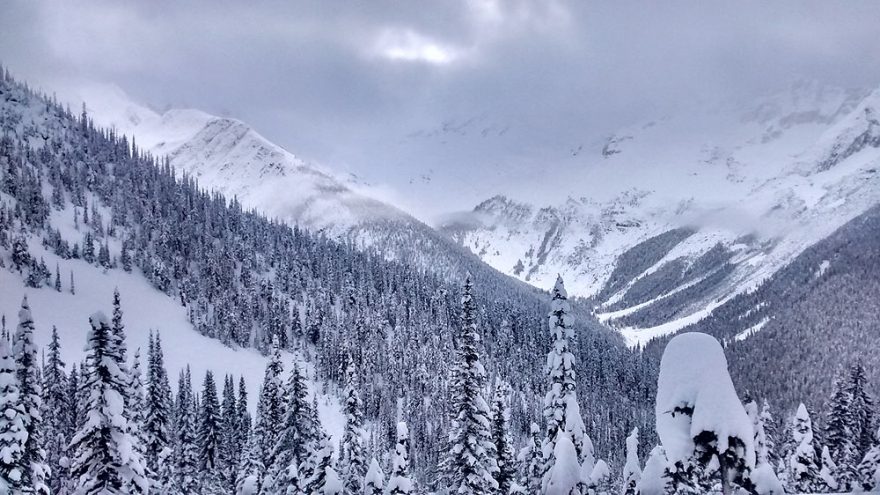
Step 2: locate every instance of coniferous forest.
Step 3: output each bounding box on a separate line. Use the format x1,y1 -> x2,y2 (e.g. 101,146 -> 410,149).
1,40 -> 880,495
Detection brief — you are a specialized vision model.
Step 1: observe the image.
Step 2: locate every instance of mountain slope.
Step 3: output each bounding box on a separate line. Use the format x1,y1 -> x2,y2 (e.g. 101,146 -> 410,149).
441,80 -> 880,346
0,70 -> 654,474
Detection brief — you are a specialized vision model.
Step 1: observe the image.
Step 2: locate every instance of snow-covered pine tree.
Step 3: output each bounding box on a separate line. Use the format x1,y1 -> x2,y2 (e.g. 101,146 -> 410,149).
824,373 -> 857,490
819,445 -> 839,492
0,335 -> 28,493
857,426 -> 880,491
220,374 -> 239,493
14,296 -> 49,494
655,333 -> 755,495
364,458 -> 385,495
304,436 -> 343,495
266,356 -> 315,493
744,400 -> 784,495
386,422 -> 414,495
122,348 -> 150,495
444,275 -> 498,494
847,360 -> 876,458
517,422 -> 543,494
110,289 -> 128,372
621,427 -> 640,495
490,380 -> 516,495
236,427 -> 265,495
758,400 -> 780,469
237,374 -> 251,451
198,370 -> 223,493
542,276 -> 595,489
41,326 -> 69,493
544,432 -> 584,495
787,403 -> 821,494
145,331 -> 173,485
635,446 -> 671,495
341,355 -> 367,495
53,264 -> 61,292
68,312 -> 149,494
173,366 -> 199,494
254,343 -> 286,485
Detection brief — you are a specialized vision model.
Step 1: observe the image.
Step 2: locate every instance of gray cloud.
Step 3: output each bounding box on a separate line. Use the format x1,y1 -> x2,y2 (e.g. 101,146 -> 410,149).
3,0 -> 880,218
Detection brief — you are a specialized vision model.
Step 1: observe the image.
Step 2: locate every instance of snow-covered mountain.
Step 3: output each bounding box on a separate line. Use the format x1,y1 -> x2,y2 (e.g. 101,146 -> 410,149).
440,80 -> 880,345
83,86 -> 409,236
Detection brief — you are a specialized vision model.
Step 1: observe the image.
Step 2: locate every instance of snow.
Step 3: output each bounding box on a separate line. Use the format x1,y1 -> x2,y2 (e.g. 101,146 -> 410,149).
617,297 -> 729,348
636,446 -> 668,495
0,243 -> 346,445
544,432 -> 582,495
655,332 -> 755,469
752,463 -> 786,495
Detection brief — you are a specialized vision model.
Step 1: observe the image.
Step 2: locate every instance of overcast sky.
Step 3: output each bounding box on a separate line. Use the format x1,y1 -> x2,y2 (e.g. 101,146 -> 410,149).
3,1 -> 880,217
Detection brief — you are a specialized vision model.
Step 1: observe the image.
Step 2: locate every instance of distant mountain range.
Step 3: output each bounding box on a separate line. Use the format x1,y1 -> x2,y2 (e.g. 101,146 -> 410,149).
85,80 -> 880,348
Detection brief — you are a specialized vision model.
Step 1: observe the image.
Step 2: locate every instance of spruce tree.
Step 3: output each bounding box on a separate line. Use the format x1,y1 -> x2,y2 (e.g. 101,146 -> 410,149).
14,296 -> 49,494
847,361 -> 875,458
303,436 -> 342,495
386,422 -> 414,495
364,458 -> 385,495
341,356 -> 367,495
787,403 -> 820,494
489,380 -> 516,495
41,326 -> 69,493
69,312 -> 149,494
173,367 -> 199,494
128,349 -> 149,479
254,344 -> 287,493
0,336 -> 28,493
621,427 -> 641,495
220,374 -> 239,493
825,374 -> 857,489
542,276 -> 594,488
444,275 -> 498,494
267,358 -> 319,493
857,426 -> 880,492
518,422 -> 543,494
198,370 -> 223,493
145,332 -> 173,481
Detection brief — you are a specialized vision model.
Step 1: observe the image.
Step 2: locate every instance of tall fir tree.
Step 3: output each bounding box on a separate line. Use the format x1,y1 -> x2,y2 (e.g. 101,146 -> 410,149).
387,422 -> 414,495
14,296 -> 49,494
198,370 -> 223,493
219,374 -> 239,493
267,358 -> 320,494
518,422 -> 543,494
172,367 -> 199,494
341,355 -> 367,495
857,426 -> 880,492
68,312 -> 149,494
253,343 -> 287,493
0,335 -> 28,493
542,276 -> 594,489
489,380 -> 516,495
363,458 -> 385,495
825,374 -> 858,490
787,403 -> 821,494
847,361 -> 876,458
444,275 -> 498,494
41,326 -> 69,493
144,331 -> 173,480
621,427 -> 641,495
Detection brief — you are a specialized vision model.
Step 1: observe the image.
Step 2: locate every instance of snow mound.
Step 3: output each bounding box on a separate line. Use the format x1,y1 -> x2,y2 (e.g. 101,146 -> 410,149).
655,332 -> 755,468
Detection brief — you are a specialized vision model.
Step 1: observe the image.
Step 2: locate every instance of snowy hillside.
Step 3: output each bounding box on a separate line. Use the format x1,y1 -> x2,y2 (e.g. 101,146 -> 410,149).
80,85 -> 410,236
440,80 -> 880,345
